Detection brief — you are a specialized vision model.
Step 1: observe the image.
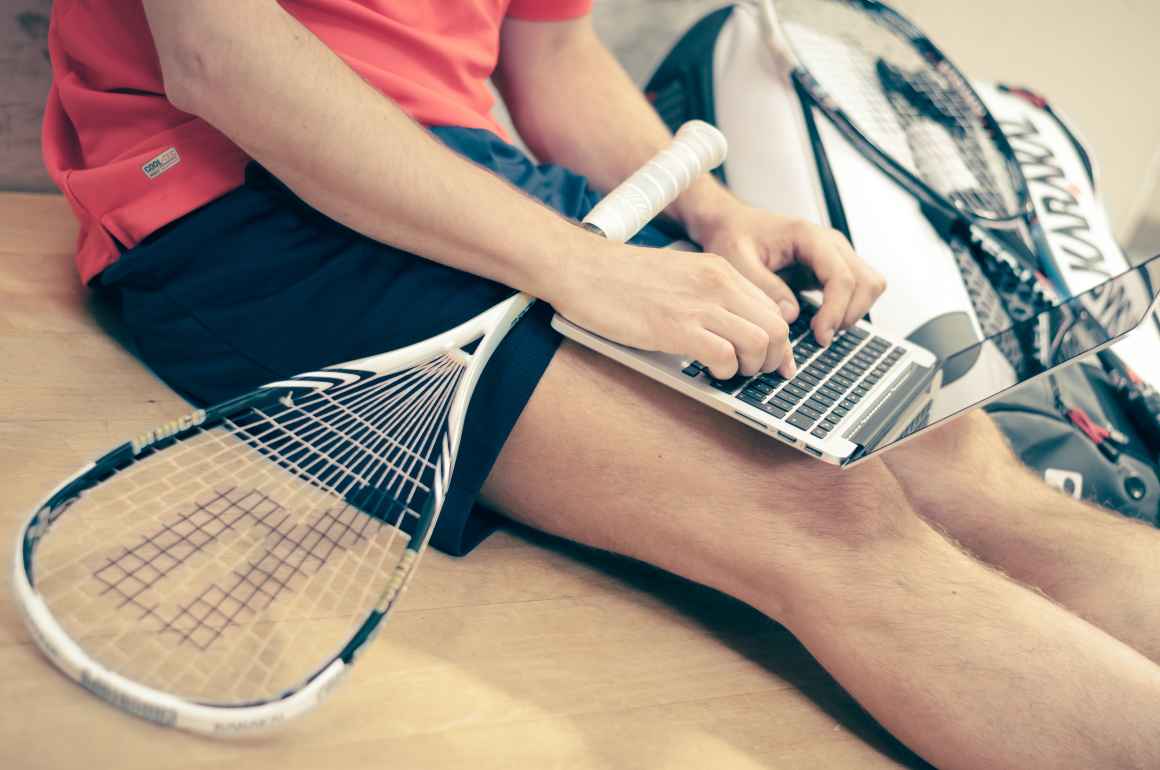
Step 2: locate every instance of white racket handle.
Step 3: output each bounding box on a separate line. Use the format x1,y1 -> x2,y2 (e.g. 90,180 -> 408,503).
582,120 -> 728,243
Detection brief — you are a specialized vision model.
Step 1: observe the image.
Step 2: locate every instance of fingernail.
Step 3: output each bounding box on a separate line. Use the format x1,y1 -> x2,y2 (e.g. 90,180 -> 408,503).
778,300 -> 799,321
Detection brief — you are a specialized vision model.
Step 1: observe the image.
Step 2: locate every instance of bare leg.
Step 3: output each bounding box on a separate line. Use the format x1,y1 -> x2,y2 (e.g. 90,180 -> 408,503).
884,409 -> 1160,660
480,342 -> 1160,770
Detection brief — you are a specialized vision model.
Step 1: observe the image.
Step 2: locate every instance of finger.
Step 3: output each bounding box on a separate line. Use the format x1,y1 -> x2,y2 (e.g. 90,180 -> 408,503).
777,335 -> 796,378
703,308 -> 787,377
730,241 -> 801,322
689,328 -> 740,380
792,227 -> 854,346
833,235 -> 888,327
718,285 -> 790,374
702,260 -> 789,373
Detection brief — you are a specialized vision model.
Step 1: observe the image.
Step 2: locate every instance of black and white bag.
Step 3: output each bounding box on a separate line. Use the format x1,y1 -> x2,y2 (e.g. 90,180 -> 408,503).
645,3 -> 1160,524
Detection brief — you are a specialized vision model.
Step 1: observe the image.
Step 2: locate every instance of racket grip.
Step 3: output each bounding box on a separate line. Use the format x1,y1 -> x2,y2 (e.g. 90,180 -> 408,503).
582,120 -> 728,243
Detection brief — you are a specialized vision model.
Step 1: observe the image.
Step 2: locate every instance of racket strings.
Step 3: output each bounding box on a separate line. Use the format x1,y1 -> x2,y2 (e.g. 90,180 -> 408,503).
32,351 -> 471,703
777,0 -> 1020,219
91,359 -> 462,653
43,361 -> 449,591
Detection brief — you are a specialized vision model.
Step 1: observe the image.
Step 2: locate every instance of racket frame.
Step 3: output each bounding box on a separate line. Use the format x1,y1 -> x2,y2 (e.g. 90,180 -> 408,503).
12,121 -> 727,735
758,0 -> 1039,229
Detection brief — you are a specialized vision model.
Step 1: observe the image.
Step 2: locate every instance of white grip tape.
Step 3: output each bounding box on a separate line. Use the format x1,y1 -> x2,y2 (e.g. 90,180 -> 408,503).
582,120 -> 728,243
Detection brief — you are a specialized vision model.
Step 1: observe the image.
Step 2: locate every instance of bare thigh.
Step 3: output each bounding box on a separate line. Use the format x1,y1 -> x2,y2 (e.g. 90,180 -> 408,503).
480,340 -> 926,619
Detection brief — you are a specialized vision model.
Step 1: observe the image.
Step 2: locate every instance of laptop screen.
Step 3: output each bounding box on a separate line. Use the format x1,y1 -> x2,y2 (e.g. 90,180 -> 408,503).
855,253 -> 1160,461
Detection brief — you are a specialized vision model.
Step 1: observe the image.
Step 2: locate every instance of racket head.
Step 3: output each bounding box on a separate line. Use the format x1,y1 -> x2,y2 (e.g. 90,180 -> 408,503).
14,120 -> 727,736
12,327 -> 488,734
765,0 -> 1032,225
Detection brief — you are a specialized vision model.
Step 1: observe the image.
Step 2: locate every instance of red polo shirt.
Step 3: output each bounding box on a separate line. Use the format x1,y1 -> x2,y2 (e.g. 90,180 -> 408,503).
43,0 -> 592,284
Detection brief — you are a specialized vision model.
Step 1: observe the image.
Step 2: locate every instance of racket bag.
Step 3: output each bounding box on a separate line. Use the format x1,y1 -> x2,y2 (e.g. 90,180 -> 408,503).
644,3 -> 1160,523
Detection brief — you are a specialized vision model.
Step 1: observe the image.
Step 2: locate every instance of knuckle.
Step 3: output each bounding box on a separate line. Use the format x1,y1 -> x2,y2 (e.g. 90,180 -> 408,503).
830,229 -> 854,250
747,326 -> 771,351
770,316 -> 790,341
786,217 -> 811,236
831,269 -> 856,291
698,259 -> 730,289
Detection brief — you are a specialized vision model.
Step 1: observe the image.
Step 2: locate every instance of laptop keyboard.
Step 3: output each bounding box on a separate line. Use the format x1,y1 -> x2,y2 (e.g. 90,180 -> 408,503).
680,305 -> 906,439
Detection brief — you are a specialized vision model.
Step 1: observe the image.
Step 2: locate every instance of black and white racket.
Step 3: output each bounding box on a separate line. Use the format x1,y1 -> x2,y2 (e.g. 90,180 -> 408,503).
756,0 -> 1055,280
12,121 -> 728,735
754,1 -> 1160,448
755,2 -> 1153,357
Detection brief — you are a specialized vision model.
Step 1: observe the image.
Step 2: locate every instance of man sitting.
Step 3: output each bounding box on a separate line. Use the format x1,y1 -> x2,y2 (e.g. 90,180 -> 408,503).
43,2 -> 1160,767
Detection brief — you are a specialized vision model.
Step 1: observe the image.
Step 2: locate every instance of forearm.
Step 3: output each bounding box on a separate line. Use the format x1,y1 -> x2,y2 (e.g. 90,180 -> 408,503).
143,1 -> 608,302
496,17 -> 733,236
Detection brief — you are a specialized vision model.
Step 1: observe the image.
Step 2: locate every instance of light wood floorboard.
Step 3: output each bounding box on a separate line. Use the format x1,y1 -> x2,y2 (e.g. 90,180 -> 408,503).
0,193 -> 922,769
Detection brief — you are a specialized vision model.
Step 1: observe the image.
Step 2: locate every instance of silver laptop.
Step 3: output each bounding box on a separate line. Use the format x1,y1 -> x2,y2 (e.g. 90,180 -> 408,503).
553,255 -> 1160,467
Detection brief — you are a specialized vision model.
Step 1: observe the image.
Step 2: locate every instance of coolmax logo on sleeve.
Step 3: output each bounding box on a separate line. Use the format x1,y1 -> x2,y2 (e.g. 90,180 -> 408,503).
142,147 -> 181,179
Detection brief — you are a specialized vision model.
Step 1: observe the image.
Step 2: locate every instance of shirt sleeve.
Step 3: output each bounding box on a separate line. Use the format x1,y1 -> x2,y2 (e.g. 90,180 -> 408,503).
506,0 -> 593,21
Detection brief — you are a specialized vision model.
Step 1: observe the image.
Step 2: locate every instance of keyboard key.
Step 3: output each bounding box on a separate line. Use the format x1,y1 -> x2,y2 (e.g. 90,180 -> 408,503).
841,398 -> 857,409
831,405 -> 848,418
739,389 -> 767,405
748,380 -> 774,395
785,382 -> 811,400
831,374 -> 855,389
757,372 -> 786,387
811,426 -> 830,438
788,411 -> 816,431
844,327 -> 869,340
797,403 -> 824,421
820,385 -> 845,401
682,363 -> 703,377
710,375 -> 748,392
798,372 -> 821,388
772,395 -> 797,411
810,392 -> 835,408
737,391 -> 765,408
758,401 -> 788,419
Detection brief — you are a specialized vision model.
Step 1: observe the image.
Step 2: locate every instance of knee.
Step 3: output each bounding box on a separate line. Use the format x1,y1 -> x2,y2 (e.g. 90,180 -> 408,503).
741,444 -> 926,554
789,459 -> 923,548
927,410 -> 1024,485
733,454 -> 934,620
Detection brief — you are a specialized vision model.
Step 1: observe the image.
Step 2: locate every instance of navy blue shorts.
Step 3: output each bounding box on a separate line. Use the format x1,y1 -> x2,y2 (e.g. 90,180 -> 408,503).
97,127 -> 671,556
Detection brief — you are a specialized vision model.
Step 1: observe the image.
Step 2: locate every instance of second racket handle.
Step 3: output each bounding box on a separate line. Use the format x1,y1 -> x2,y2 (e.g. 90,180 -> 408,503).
582,120 -> 728,243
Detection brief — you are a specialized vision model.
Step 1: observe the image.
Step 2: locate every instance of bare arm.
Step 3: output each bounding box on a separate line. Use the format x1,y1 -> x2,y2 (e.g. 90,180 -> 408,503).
495,15 -> 728,230
142,1 -> 608,301
139,0 -> 793,379
495,15 -> 887,343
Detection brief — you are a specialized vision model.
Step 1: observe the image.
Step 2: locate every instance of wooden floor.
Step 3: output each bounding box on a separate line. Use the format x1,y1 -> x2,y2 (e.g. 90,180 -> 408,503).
0,193 -> 927,770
